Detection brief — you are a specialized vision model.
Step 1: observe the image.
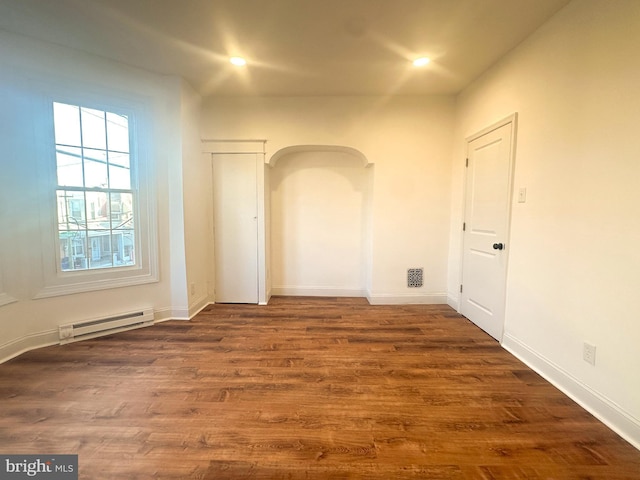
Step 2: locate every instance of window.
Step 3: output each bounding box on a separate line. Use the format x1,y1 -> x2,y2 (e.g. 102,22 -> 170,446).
53,102 -> 136,272
34,97 -> 157,299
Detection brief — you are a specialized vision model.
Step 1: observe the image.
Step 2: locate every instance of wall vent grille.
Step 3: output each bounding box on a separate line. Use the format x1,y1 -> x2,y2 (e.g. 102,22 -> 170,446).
407,268 -> 424,288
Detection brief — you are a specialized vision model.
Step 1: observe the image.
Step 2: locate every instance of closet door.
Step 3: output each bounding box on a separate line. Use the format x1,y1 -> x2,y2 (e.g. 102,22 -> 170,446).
460,118 -> 516,341
212,153 -> 258,303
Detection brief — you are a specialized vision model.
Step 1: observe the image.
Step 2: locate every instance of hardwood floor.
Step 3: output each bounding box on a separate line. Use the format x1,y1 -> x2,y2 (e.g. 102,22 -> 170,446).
1,297 -> 639,479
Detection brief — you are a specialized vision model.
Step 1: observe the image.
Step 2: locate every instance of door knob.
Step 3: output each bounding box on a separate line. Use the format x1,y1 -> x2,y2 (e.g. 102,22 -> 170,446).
492,243 -> 504,250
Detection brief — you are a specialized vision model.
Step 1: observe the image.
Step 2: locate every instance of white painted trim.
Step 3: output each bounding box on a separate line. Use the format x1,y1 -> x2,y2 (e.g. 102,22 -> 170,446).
502,333 -> 640,451
153,306 -> 190,322
262,287 -> 272,306
34,273 -> 159,299
256,158 -> 268,305
0,292 -> 18,308
447,293 -> 460,310
367,293 -> 448,305
269,145 -> 373,168
187,294 -> 211,319
0,329 -> 59,364
201,139 -> 266,154
271,286 -> 367,298
465,113 -> 518,143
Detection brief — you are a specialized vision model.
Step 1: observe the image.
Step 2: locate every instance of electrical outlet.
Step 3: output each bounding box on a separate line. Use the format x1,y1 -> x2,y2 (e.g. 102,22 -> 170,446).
583,342 -> 596,366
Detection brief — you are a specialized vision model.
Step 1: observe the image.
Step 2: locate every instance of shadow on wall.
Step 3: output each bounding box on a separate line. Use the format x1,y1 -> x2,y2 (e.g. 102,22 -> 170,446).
269,146 -> 373,297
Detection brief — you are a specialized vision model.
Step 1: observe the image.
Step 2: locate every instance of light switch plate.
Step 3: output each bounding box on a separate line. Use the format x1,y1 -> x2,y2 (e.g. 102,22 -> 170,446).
518,187 -> 527,203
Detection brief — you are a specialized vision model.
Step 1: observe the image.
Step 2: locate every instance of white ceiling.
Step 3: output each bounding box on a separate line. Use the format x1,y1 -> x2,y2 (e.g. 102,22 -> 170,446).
0,0 -> 571,97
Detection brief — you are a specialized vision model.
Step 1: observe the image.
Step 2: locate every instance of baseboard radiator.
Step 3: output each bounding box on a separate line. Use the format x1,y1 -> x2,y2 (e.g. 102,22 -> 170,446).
58,308 -> 154,344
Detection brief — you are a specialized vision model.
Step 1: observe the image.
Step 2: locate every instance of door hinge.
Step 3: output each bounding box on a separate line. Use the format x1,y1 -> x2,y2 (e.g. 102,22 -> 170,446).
460,284 -> 463,293
463,222 -> 466,231
465,158 -> 469,167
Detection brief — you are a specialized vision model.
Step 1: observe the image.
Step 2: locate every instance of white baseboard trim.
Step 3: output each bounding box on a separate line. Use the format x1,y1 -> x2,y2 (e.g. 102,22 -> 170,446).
154,306 -> 190,322
502,333 -> 640,451
447,293 -> 460,311
271,286 -> 368,297
188,294 -> 212,319
0,329 -> 59,364
259,287 -> 271,305
367,293 -> 448,305
0,292 -> 18,308
264,287 -> 272,305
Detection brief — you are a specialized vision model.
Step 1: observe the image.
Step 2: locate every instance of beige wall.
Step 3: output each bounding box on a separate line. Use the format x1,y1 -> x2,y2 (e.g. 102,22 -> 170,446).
449,0 -> 640,446
270,150 -> 371,296
201,95 -> 455,303
180,81 -> 212,316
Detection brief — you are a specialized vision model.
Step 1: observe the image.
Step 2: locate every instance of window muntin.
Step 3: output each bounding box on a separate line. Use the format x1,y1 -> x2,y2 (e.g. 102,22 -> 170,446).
53,102 -> 136,272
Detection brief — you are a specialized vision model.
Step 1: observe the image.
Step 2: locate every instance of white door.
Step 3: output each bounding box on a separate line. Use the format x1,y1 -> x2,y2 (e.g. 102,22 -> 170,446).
460,119 -> 516,341
212,153 -> 259,303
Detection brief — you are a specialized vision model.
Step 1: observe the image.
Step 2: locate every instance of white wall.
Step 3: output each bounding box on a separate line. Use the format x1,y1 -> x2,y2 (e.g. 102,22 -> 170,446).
201,96 -> 455,303
449,0 -> 640,447
180,81 -> 213,316
1,0 -> 637,451
0,30 -> 192,361
270,150 -> 371,296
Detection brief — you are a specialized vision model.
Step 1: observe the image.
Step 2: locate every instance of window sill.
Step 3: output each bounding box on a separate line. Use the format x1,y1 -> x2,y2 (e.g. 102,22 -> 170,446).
33,269 -> 158,299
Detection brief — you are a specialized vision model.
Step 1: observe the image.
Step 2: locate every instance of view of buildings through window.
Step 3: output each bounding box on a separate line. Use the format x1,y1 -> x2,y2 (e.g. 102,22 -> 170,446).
53,102 -> 135,272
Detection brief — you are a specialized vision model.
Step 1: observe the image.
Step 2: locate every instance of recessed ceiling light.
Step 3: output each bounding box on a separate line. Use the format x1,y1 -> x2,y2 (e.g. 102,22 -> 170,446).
229,56 -> 247,66
413,57 -> 430,67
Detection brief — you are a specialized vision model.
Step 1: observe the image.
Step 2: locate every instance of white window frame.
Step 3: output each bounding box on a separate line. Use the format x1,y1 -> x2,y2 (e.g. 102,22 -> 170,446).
34,92 -> 158,299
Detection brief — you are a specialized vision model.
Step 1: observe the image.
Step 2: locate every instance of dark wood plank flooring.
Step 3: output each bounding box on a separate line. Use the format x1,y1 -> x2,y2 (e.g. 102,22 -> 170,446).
1,297 -> 639,479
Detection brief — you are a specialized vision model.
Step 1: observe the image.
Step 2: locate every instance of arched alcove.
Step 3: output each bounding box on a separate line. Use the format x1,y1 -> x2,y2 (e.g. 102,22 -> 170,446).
269,145 -> 373,168
269,145 -> 373,298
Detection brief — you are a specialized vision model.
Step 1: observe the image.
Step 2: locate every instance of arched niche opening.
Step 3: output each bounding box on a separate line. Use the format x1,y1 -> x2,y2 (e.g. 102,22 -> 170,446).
268,145 -> 373,298
269,145 -> 373,168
